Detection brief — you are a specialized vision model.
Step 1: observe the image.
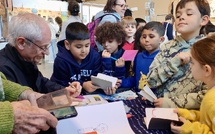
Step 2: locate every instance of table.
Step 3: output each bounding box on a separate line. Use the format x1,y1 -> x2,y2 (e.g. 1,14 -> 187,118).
123,97 -> 172,134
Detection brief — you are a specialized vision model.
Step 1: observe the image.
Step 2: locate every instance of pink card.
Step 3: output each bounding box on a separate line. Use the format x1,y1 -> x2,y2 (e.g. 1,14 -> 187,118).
121,50 -> 138,61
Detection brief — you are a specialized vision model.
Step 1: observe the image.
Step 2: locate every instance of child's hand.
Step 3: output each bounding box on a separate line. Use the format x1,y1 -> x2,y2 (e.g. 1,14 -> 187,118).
171,116 -> 186,134
83,81 -> 99,93
102,50 -> 111,58
176,51 -> 191,65
116,79 -> 122,87
154,98 -> 163,107
104,87 -> 117,95
115,58 -> 125,67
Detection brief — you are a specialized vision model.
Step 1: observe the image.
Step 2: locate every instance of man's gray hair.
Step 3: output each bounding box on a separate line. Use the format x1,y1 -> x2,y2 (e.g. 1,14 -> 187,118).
7,12 -> 45,46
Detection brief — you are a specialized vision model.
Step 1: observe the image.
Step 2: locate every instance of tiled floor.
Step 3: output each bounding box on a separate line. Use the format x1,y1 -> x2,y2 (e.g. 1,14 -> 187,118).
37,61 -> 53,79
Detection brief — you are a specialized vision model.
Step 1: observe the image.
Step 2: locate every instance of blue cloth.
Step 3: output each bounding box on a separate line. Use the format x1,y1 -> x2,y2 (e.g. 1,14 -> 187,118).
121,50 -> 160,91
101,48 -> 130,79
51,40 -> 101,87
163,22 -> 174,40
94,11 -> 121,26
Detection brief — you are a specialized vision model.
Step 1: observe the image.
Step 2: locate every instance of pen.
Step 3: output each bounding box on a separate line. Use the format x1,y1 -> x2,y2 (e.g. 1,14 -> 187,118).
110,56 -> 117,61
76,95 -> 85,99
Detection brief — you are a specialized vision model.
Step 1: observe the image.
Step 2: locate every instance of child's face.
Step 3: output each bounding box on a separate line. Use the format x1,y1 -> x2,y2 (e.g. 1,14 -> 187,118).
190,56 -> 205,83
175,1 -> 208,40
102,39 -> 121,54
124,24 -> 137,37
140,29 -> 162,54
65,39 -> 90,64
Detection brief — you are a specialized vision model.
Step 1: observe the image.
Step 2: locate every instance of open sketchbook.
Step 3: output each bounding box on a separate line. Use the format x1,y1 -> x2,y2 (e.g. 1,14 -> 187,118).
144,108 -> 183,130
91,73 -> 117,90
57,101 -> 135,134
138,85 -> 157,102
71,94 -> 108,106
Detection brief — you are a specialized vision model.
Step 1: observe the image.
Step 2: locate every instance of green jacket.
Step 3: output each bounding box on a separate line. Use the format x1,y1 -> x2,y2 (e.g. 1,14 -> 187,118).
0,72 -> 29,134
147,35 -> 206,109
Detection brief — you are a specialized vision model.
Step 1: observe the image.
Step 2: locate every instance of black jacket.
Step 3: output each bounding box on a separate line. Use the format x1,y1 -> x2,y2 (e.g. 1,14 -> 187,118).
0,44 -> 64,93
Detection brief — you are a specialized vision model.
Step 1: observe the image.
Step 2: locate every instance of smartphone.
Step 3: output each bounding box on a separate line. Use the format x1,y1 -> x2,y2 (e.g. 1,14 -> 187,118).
49,106 -> 78,120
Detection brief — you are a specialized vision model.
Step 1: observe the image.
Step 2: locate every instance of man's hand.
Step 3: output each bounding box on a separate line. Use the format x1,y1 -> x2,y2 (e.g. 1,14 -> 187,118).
19,90 -> 43,106
67,81 -> 82,98
12,100 -> 58,134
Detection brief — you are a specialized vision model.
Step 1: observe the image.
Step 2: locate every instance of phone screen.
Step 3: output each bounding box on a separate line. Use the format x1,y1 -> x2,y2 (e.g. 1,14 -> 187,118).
50,106 -> 78,120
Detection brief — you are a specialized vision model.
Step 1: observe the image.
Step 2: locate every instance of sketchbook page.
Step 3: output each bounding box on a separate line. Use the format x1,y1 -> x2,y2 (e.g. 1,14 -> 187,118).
145,108 -> 179,129
143,85 -> 157,100
91,76 -> 113,90
138,90 -> 155,102
121,50 -> 138,61
57,101 -> 135,134
71,94 -> 108,106
97,73 -> 118,87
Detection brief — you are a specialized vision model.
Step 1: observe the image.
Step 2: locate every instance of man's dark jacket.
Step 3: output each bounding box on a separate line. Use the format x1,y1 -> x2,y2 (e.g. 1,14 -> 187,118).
0,44 -> 64,93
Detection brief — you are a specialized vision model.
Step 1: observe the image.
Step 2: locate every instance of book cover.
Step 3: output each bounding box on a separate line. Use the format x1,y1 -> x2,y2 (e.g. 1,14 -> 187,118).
144,108 -> 183,130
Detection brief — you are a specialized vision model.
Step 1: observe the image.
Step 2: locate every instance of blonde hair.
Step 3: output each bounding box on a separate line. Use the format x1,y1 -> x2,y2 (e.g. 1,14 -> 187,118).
121,16 -> 137,26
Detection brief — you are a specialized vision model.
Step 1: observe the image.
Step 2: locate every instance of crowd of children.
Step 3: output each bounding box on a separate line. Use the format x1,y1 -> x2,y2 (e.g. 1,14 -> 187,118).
48,0 -> 215,133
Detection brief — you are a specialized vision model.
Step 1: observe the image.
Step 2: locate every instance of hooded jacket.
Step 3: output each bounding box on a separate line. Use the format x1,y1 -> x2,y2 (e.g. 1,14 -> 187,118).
51,40 -> 101,88
121,50 -> 160,91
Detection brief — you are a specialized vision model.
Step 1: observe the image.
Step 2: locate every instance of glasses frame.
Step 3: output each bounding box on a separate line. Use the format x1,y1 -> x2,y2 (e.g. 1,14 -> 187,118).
25,38 -> 50,52
115,4 -> 128,8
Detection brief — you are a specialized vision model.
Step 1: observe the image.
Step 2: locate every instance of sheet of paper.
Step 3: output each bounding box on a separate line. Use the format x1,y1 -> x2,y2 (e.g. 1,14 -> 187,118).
57,101 -> 134,134
138,85 -> 157,102
121,50 -> 138,61
97,73 -> 117,87
145,108 -> 178,129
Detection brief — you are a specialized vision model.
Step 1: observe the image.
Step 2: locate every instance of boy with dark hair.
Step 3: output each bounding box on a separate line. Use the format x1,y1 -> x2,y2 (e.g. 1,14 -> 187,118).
51,22 -> 101,94
147,0 -> 210,109
119,21 -> 164,92
135,18 -> 146,29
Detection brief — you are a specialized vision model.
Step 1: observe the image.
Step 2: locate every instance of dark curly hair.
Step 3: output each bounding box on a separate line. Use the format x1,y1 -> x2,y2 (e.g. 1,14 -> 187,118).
95,22 -> 126,49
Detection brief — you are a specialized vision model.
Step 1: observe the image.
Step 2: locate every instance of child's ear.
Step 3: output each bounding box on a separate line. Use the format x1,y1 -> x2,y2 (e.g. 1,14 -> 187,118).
160,36 -> 165,43
200,15 -> 210,27
204,64 -> 212,77
64,40 -> 71,50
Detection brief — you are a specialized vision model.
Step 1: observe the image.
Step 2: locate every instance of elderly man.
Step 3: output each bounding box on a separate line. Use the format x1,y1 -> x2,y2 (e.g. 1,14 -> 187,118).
0,12 -> 81,94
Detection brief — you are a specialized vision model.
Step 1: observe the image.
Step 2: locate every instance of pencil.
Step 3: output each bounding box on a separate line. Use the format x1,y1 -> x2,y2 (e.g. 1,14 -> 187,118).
110,56 -> 117,61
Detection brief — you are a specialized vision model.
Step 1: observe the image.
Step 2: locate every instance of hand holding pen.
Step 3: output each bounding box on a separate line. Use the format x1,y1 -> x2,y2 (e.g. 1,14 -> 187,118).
67,82 -> 82,98
102,49 -> 118,61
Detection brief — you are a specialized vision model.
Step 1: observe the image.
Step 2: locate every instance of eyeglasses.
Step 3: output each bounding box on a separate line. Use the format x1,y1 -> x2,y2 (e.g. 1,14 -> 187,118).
25,38 -> 50,52
115,4 -> 128,8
